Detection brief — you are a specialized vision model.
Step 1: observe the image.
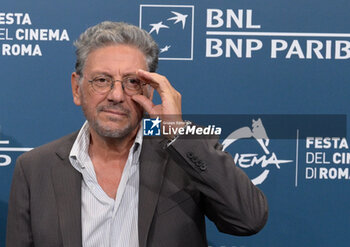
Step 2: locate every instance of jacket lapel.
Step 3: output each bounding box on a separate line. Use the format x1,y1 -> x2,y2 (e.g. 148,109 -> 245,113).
51,133 -> 82,247
138,137 -> 169,247
49,132 -> 168,247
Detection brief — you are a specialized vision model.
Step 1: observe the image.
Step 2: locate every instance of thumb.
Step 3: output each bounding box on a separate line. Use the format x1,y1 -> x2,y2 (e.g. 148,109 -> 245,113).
132,95 -> 155,115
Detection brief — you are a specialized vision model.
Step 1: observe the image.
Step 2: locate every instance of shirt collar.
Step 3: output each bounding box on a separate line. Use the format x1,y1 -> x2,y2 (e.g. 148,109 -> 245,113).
69,121 -> 143,169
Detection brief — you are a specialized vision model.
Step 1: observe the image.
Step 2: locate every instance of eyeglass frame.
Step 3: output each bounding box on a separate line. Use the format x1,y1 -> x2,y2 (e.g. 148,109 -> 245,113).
85,74 -> 147,96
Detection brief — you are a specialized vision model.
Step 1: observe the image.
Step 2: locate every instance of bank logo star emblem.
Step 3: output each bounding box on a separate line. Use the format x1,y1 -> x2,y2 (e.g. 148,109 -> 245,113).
143,117 -> 162,136
139,4 -> 194,60
149,22 -> 169,35
167,11 -> 188,29
160,45 -> 171,53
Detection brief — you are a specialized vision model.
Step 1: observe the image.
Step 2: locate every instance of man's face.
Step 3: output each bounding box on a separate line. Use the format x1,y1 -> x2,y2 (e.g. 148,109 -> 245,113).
71,44 -> 150,139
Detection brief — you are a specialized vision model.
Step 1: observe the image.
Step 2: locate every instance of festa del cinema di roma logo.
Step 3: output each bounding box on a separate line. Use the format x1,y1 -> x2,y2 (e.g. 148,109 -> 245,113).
0,140 -> 32,167
222,119 -> 293,185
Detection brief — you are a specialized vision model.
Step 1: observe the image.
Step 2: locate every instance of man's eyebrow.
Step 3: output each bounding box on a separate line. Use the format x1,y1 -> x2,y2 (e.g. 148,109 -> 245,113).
89,71 -> 139,78
90,71 -> 113,77
122,72 -> 138,77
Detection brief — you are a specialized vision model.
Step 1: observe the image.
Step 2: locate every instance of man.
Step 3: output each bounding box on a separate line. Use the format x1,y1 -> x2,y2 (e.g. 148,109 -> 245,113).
6,21 -> 268,247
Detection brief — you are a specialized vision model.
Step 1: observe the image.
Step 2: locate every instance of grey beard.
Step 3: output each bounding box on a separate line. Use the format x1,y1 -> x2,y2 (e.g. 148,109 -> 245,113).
90,118 -> 136,139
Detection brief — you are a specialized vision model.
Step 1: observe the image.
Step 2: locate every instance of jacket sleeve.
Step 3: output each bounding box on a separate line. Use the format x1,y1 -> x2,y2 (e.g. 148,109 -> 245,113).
166,134 -> 268,236
6,156 -> 34,247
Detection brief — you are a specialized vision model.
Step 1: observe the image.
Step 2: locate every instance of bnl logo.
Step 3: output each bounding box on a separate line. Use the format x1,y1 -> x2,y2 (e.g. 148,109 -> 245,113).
139,4 -> 194,60
143,117 -> 162,136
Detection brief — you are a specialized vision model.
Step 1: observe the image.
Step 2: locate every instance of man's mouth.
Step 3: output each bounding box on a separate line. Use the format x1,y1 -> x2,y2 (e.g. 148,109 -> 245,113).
102,109 -> 127,116
98,105 -> 129,117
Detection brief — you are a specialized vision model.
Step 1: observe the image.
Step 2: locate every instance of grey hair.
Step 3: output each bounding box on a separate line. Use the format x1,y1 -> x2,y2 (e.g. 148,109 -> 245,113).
74,21 -> 159,76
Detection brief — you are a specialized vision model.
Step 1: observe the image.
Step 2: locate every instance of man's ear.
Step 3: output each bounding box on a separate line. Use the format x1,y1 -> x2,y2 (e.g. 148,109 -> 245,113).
71,72 -> 82,106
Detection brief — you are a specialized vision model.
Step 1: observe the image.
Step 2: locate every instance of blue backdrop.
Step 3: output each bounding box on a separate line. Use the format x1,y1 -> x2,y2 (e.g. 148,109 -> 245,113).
1,0 -> 350,246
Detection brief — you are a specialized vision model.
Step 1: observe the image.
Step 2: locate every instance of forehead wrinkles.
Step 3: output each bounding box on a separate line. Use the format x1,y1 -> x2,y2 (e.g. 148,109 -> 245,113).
89,70 -> 139,78
83,45 -> 147,76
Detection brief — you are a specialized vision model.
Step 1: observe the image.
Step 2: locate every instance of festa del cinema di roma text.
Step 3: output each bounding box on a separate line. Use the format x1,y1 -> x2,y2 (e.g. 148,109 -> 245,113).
0,13 -> 69,56
305,137 -> 350,180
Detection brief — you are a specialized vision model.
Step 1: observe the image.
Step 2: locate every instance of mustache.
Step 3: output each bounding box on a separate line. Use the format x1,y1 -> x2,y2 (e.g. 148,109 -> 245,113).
97,104 -> 130,115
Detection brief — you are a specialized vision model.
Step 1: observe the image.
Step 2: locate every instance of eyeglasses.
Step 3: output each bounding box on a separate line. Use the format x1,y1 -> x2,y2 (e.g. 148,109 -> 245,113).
87,75 -> 146,96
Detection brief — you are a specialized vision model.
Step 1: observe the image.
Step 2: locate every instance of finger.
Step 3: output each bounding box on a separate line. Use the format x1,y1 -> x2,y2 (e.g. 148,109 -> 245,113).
137,69 -> 172,93
131,94 -> 156,115
137,69 -> 161,88
137,69 -> 177,101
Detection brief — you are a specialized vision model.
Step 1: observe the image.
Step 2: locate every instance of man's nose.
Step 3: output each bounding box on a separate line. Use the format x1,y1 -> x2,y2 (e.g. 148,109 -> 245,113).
107,80 -> 125,102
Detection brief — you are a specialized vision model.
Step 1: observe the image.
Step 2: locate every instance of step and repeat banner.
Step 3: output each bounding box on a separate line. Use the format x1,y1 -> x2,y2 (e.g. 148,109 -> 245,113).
1,0 -> 350,246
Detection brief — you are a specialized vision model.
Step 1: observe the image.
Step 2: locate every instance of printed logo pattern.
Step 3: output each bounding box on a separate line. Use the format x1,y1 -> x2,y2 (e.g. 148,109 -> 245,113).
143,117 -> 162,136
0,139 -> 32,167
139,5 -> 194,60
223,118 -> 293,185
